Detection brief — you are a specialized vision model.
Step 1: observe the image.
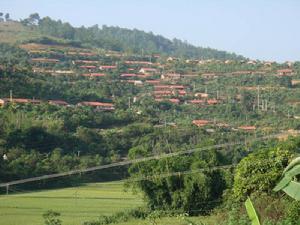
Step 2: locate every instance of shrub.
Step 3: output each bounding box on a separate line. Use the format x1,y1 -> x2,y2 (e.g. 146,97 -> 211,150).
233,147 -> 292,200
43,210 -> 61,225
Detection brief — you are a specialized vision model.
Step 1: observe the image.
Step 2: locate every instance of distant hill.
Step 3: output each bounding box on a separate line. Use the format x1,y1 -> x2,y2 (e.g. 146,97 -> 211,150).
0,14 -> 244,60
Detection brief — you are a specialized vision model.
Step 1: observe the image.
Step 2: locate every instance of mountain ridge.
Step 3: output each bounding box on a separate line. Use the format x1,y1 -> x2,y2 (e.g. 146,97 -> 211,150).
0,13 -> 245,60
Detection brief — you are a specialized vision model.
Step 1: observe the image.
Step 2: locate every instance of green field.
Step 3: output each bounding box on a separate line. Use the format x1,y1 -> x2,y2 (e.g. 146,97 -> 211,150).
0,182 -> 144,225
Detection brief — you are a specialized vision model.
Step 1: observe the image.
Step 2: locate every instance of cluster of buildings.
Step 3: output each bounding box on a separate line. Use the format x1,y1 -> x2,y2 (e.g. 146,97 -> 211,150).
192,119 -> 256,132
0,98 -> 115,111
11,43 -> 298,133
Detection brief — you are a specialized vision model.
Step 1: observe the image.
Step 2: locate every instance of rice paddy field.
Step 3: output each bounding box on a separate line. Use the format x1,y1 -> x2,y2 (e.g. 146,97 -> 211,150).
0,181 -> 218,225
0,182 -> 144,225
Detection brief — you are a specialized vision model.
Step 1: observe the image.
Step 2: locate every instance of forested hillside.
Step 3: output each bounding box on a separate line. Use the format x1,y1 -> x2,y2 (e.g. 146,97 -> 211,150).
1,13 -> 244,60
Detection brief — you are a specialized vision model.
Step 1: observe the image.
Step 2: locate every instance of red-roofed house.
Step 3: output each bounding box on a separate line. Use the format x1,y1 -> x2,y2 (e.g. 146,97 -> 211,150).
0,98 -> 42,105
207,99 -> 218,105
161,73 -> 181,80
154,85 -> 170,90
188,99 -> 205,105
154,90 -> 172,96
178,90 -> 187,96
192,120 -> 210,127
31,58 -> 59,63
75,60 -> 98,64
277,69 -> 293,76
169,98 -> 180,104
171,85 -> 185,89
79,65 -> 97,69
195,93 -> 209,98
154,98 -> 180,104
78,52 -> 96,56
124,80 -> 143,86
48,100 -> 69,106
100,65 -> 117,70
238,126 -> 256,131
125,61 -> 152,65
139,68 -> 157,74
77,102 -> 115,111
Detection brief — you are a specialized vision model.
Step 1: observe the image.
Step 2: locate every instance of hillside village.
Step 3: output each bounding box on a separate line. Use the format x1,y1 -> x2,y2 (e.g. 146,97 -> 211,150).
1,40 -> 300,134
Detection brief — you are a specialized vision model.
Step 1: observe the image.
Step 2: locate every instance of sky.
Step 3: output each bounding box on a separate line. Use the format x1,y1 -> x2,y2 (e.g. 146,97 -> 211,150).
1,0 -> 300,62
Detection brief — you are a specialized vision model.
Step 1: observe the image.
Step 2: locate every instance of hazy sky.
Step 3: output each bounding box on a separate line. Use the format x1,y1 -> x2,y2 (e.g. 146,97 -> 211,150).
1,0 -> 299,62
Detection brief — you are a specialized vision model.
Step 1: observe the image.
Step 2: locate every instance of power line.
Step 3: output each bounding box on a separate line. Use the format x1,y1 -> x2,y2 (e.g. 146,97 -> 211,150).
1,154 -> 286,200
125,164 -> 236,183
0,165 -> 234,199
0,133 -> 280,188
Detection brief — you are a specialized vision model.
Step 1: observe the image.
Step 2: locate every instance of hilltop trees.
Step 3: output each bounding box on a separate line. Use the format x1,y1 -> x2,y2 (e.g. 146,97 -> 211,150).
21,13 -> 40,26
38,17 -> 75,40
5,13 -> 10,22
0,12 -> 11,22
19,14 -> 243,60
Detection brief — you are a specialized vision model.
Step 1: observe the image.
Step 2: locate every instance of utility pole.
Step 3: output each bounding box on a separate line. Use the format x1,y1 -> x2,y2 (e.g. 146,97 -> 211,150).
257,86 -> 260,111
6,184 -> 9,195
9,90 -> 12,102
128,97 -> 131,109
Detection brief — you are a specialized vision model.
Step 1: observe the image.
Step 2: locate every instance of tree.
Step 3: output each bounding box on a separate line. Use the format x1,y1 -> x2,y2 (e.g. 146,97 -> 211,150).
241,90 -> 255,112
22,13 -> 40,26
233,146 -> 292,200
4,13 -> 10,22
128,148 -> 228,214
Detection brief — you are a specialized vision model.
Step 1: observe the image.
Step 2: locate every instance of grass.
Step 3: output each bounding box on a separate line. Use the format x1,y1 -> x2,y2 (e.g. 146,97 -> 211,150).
109,217 -> 218,225
0,181 -> 144,225
0,21 -> 41,44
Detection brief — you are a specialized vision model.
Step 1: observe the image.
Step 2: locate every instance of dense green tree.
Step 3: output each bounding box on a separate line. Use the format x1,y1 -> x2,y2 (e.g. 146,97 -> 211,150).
233,144 -> 294,200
